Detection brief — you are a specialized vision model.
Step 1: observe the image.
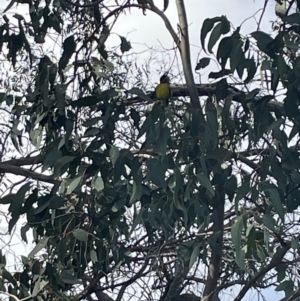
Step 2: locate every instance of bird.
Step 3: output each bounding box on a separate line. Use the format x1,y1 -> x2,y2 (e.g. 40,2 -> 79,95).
155,73 -> 171,106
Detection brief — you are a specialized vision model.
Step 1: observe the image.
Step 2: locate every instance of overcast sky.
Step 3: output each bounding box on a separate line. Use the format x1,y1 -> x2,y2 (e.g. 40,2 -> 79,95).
106,0 -> 277,85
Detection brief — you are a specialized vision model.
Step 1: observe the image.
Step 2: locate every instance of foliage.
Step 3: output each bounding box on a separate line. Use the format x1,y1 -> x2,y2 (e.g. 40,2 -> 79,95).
1,1 -> 300,301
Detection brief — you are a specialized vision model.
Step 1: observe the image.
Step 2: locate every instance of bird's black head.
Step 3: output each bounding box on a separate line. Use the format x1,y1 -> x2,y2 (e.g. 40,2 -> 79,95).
160,73 -> 169,84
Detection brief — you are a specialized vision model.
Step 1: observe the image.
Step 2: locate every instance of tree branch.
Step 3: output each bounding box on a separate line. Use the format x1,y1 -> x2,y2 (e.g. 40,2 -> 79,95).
278,287 -> 300,301
233,244 -> 290,301
0,163 -> 57,184
3,155 -> 44,166
102,3 -> 179,45
176,0 -> 202,112
201,189 -> 225,301
163,259 -> 190,301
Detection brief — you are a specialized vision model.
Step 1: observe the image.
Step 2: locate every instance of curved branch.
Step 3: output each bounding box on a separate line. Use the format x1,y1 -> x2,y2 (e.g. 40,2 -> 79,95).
147,3 -> 180,45
102,3 -> 179,45
233,244 -> 290,301
163,259 -> 190,300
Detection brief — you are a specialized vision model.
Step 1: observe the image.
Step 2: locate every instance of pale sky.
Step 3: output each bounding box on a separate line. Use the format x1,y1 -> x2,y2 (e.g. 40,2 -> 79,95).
106,0 -> 276,84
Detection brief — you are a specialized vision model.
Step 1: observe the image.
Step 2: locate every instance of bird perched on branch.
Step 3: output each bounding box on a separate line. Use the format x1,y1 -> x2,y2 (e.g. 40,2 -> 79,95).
155,73 -> 171,106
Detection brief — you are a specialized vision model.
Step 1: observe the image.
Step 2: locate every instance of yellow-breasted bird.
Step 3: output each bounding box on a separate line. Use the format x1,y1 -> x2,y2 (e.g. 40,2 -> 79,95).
155,73 -> 171,106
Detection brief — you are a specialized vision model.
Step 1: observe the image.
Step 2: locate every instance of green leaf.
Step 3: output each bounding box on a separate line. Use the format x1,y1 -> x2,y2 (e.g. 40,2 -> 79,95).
268,188 -> 284,221
196,173 -> 215,198
261,59 -> 272,71
67,176 -> 82,194
208,22 -> 222,53
113,149 -> 130,183
59,35 -> 76,71
55,84 -> 67,113
220,16 -> 230,34
172,169 -> 187,226
120,36 -> 131,53
49,196 -> 65,209
163,0 -> 169,11
260,182 -> 284,221
201,17 -> 221,52
131,108 -> 140,129
217,37 -> 233,69
178,240 -> 194,262
92,175 -> 104,192
231,215 -> 245,269
32,260 -> 41,275
209,69 -> 232,80
277,55 -> 288,79
90,250 -> 98,263
224,175 -> 237,202
276,264 -> 287,282
230,39 -> 244,72
235,181 -> 250,207
275,280 -> 294,295
195,57 -> 210,70
110,145 -> 120,166
34,197 -> 50,214
21,255 -> 29,266
71,89 -> 118,107
204,100 -> 218,150
127,87 -> 152,102
21,224 -> 30,243
215,78 -> 229,101
271,69 -> 279,92
112,196 -> 127,212
157,126 -> 170,159
60,269 -> 79,284
246,226 -> 256,251
28,237 -> 49,258
244,57 -> 257,83
147,158 -> 166,189
0,194 -> 14,205
137,111 -> 154,140
129,180 -> 142,204
6,182 -> 31,232
129,209 -> 143,236
256,244 -> 266,261
53,156 -> 75,177
1,269 -> 17,286
291,238 -> 299,250
245,88 -> 260,101
279,13 -> 300,25
84,127 -> 100,137
83,117 -> 102,127
49,14 -> 61,33
251,31 -> 274,56
43,150 -> 62,171
263,214 -> 277,232
73,229 -> 88,241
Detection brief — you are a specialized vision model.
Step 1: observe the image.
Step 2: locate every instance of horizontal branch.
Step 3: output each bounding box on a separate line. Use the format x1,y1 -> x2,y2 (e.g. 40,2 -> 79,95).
0,163 -> 57,184
125,83 -> 284,114
3,155 -> 44,166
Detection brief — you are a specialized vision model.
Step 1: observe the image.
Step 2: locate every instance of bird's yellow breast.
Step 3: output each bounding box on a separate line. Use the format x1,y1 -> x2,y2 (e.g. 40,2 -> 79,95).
155,83 -> 170,100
